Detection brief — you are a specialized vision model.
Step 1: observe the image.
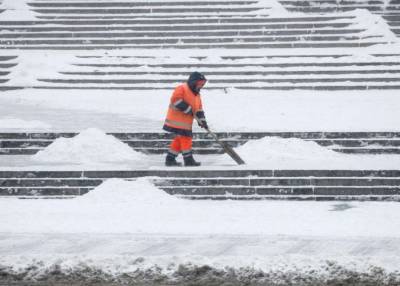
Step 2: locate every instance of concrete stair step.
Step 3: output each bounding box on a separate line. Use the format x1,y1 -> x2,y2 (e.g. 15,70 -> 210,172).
59,70 -> 400,76
1,169 -> 399,178
0,16 -> 354,25
279,0 -> 384,5
0,23 -> 355,31
333,148 -> 400,154
30,7 -> 264,14
2,147 -> 399,155
284,7 -> 395,13
0,178 -> 103,187
154,177 -> 400,187
33,15 -> 270,20
18,84 -> 400,90
72,62 -> 400,68
1,139 -> 400,149
3,132 -> 399,140
383,15 -> 400,21
0,187 -> 89,196
1,133 -> 400,156
0,29 -> 366,38
0,63 -> 18,68
36,77 -> 400,84
1,43 -> 380,49
160,186 -> 400,198
0,56 -> 17,61
27,1 -> 259,8
1,169 -> 400,200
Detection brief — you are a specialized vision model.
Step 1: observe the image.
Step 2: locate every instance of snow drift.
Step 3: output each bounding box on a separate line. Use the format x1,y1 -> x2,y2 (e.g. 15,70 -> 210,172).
31,128 -> 147,164
218,136 -> 343,166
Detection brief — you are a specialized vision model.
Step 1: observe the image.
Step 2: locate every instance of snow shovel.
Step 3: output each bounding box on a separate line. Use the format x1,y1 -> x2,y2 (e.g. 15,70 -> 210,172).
205,127 -> 246,165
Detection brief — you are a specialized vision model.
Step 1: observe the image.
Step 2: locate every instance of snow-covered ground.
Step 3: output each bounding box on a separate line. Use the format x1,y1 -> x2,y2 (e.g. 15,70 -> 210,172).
1,88 -> 399,132
1,178 -> 400,284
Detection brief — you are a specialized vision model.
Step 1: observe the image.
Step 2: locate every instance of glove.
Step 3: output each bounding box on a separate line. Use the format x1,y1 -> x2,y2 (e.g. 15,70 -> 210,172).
197,119 -> 208,129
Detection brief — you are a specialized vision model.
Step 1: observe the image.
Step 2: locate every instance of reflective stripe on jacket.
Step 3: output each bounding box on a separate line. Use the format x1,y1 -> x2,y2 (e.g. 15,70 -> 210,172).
164,83 -> 203,132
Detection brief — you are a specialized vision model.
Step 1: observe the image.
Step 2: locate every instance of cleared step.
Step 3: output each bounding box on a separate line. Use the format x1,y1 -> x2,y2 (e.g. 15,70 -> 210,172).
333,148 -> 400,154
0,187 -> 89,196
160,186 -> 400,197
154,177 -> 400,187
1,169 -> 399,178
0,178 -> 103,187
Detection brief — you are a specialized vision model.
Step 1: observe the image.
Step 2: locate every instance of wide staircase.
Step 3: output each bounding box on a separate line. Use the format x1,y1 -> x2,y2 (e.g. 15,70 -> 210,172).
1,0 -> 399,200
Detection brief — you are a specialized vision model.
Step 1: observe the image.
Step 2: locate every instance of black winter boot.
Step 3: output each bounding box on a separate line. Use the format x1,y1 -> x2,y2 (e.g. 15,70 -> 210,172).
183,152 -> 201,167
165,152 -> 182,167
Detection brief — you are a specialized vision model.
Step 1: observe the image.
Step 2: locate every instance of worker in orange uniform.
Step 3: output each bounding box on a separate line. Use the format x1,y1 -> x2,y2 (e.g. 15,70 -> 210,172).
163,72 -> 208,167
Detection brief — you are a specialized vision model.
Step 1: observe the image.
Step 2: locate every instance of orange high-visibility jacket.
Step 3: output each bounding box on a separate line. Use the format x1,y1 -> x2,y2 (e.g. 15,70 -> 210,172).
164,83 -> 203,133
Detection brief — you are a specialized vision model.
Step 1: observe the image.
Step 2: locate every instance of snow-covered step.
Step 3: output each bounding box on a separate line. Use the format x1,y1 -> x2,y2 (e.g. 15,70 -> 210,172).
278,0 -> 400,35
27,1 -> 259,8
0,7 -> 392,49
0,56 -> 17,85
26,54 -> 400,90
21,0 -> 270,19
25,1 -> 269,19
0,16 -> 354,25
1,169 -> 400,200
0,29 -> 367,39
1,132 -> 400,155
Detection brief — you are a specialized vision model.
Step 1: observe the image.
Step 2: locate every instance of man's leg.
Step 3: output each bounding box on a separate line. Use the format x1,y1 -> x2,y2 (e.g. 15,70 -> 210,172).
181,136 -> 200,167
165,136 -> 182,166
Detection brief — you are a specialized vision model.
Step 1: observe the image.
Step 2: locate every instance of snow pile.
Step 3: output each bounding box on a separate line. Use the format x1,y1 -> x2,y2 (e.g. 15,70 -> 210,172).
349,9 -> 398,43
0,117 -> 51,130
5,53 -> 77,87
76,178 -> 181,206
0,0 -> 37,20
32,128 -> 147,164
222,137 -> 343,166
252,0 -> 302,17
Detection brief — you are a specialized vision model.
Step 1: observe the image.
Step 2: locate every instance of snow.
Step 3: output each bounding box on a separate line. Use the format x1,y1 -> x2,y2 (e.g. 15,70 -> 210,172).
0,117 -> 51,130
0,178 -> 400,279
217,136 -> 343,166
76,177 -> 180,205
0,0 -> 37,20
348,9 -> 399,43
0,88 -> 399,132
31,128 -> 148,164
0,177 -> 399,237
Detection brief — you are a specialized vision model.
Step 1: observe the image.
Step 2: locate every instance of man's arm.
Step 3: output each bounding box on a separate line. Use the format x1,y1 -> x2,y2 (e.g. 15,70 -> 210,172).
170,87 -> 193,115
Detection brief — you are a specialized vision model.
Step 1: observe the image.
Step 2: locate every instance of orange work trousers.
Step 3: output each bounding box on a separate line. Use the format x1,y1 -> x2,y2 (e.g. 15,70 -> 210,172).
169,135 -> 193,155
